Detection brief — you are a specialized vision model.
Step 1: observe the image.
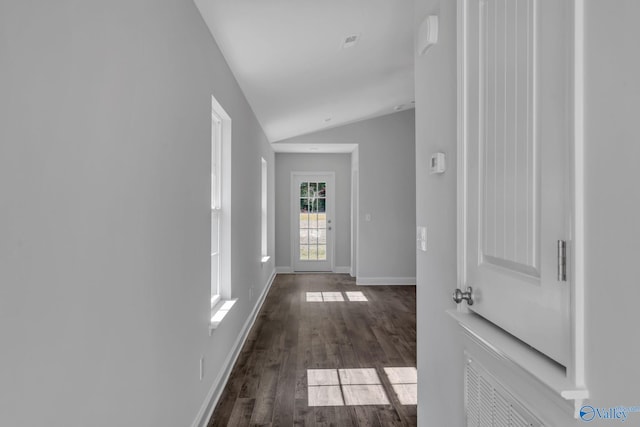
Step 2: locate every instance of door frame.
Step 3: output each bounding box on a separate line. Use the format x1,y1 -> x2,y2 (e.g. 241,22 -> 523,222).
455,0 -> 586,389
290,171 -> 336,272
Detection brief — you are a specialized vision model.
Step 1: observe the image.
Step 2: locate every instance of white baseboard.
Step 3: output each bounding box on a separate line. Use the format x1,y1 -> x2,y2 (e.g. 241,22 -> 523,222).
356,276 -> 416,286
276,266 -> 352,274
191,269 -> 277,427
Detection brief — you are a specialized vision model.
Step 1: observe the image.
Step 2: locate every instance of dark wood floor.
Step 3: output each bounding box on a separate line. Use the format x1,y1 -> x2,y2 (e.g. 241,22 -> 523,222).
207,274 -> 417,427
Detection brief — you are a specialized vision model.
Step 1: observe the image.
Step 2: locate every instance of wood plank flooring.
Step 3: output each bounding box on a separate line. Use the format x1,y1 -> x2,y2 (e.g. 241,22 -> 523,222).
207,274 -> 417,427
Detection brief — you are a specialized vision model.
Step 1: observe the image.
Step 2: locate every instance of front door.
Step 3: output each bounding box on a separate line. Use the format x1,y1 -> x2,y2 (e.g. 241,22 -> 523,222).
292,173 -> 334,272
460,0 -> 571,365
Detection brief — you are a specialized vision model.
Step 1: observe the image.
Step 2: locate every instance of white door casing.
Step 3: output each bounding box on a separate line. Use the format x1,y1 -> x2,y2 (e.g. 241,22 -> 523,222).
459,0 -> 571,366
292,172 -> 335,272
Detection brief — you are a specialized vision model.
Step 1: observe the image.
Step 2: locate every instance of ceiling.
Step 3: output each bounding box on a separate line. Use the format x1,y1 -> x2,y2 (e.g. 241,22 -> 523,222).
195,0 -> 416,143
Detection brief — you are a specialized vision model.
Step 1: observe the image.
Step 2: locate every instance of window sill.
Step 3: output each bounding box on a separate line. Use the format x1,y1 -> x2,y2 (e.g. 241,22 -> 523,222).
261,255 -> 271,264
447,310 -> 588,401
209,298 -> 237,334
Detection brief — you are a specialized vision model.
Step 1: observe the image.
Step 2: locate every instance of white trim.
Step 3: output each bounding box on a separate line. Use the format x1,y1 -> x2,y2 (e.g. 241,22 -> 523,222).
211,95 -> 232,300
191,269 -> 277,427
571,0 -> 586,392
271,143 -> 358,154
351,148 -> 359,279
209,298 -> 237,331
275,266 -> 351,274
260,157 -> 268,259
456,0 -> 469,299
356,277 -> 416,286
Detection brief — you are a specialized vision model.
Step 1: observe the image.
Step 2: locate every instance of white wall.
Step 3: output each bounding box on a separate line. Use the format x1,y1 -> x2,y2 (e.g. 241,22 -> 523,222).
0,2 -> 274,427
275,154 -> 351,270
414,1 -> 465,426
582,0 -> 640,415
275,110 -> 416,282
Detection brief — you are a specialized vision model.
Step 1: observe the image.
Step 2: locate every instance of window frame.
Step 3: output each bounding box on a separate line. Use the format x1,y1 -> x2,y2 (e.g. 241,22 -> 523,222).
210,95 -> 233,330
260,157 -> 269,263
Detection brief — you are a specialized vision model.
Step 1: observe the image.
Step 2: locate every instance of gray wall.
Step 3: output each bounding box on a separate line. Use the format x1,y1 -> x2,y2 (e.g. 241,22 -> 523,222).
583,0 -> 640,413
414,1 -> 465,426
276,110 -> 416,281
0,2 -> 274,427
275,154 -> 351,270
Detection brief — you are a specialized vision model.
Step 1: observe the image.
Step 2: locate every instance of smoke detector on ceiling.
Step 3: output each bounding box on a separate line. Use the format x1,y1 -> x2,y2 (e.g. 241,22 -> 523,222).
341,33 -> 361,49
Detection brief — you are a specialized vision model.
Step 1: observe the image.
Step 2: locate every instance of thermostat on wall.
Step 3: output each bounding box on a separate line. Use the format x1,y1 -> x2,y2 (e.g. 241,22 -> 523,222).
430,152 -> 446,174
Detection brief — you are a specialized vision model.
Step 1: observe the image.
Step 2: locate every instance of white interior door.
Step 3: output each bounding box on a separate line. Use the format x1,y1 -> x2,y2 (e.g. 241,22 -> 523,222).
292,173 -> 334,272
460,0 -> 571,365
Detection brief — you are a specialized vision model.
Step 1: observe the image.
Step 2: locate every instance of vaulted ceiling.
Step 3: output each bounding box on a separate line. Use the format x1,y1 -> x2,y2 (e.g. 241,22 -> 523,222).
195,0 -> 416,142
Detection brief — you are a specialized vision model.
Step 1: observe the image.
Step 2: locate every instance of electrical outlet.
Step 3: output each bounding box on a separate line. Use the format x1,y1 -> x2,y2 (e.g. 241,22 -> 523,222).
199,356 -> 204,381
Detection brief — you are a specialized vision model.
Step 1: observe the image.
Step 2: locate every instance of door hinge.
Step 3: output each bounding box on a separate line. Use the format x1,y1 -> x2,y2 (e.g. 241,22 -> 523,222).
557,240 -> 567,282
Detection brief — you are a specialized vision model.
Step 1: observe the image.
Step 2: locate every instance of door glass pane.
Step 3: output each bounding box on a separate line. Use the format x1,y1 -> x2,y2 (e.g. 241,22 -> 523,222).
309,245 -> 318,260
318,182 -> 326,197
318,245 -> 327,261
298,180 -> 328,262
300,198 -> 309,213
309,213 -> 317,229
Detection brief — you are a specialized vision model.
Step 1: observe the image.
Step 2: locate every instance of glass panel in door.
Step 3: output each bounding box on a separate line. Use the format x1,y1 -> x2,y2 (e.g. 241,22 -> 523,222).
299,181 -> 327,261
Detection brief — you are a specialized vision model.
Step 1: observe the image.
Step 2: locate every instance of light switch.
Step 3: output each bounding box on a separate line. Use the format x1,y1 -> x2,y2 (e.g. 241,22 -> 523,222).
430,152 -> 446,174
416,226 -> 427,252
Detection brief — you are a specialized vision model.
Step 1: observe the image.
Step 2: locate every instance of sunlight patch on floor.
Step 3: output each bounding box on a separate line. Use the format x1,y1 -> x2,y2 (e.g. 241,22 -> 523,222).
305,291 -> 367,302
384,367 -> 418,405
307,368 -> 388,407
345,291 -> 368,301
342,384 -> 390,405
322,291 -> 344,302
308,385 -> 344,406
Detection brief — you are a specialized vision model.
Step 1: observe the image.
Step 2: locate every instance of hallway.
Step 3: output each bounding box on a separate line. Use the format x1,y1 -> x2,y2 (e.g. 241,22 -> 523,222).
208,274 -> 417,426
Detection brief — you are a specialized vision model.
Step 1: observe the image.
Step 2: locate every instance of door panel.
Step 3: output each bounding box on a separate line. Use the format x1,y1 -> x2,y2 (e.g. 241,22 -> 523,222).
293,173 -> 334,272
462,0 -> 570,365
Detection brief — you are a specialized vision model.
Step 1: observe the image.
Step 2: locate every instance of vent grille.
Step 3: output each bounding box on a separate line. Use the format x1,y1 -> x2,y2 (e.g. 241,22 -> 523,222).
465,355 -> 544,427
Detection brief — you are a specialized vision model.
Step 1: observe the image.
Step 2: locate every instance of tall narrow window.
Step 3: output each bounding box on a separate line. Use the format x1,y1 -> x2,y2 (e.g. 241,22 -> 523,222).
210,96 -> 234,329
261,158 -> 269,262
211,111 -> 222,309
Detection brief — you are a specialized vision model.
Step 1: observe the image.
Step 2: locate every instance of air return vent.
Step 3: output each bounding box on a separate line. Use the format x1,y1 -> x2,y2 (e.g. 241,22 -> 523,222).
465,354 -> 544,427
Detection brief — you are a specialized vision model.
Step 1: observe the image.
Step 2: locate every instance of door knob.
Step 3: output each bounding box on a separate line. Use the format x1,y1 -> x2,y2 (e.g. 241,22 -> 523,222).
452,287 -> 474,305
